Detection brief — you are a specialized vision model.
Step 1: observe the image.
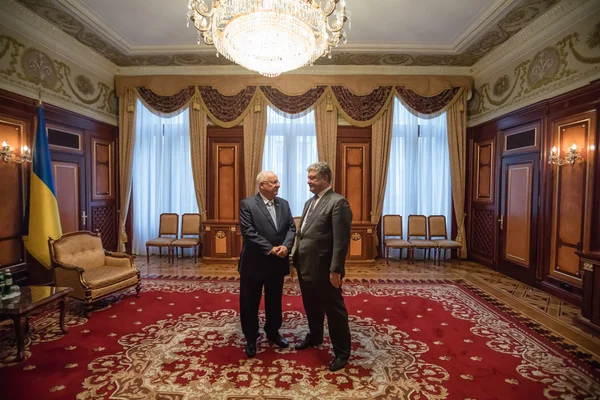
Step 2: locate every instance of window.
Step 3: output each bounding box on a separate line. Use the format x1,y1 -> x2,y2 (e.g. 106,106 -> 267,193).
383,97 -> 452,247
262,106 -> 318,216
131,100 -> 198,255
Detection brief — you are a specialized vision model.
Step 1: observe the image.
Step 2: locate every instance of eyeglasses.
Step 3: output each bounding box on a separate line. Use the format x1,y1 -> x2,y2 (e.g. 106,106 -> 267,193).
261,180 -> 280,185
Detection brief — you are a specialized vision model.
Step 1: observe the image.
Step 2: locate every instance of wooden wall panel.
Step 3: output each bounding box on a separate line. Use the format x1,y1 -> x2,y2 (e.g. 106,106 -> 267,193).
340,143 -> 369,222
93,140 -> 112,199
204,127 -> 244,261
549,114 -> 595,286
474,140 -> 494,202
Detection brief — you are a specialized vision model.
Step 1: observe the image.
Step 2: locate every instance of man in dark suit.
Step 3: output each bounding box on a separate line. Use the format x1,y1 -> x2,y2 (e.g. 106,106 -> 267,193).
238,171 -> 296,358
292,162 -> 353,372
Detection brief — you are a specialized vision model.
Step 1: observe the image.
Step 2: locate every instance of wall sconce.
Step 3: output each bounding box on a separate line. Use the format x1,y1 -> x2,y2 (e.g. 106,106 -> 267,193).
1,141 -> 31,164
548,143 -> 583,166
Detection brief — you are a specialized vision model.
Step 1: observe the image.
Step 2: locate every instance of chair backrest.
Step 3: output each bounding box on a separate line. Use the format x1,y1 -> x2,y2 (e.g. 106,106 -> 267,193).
407,215 -> 428,238
428,215 -> 448,239
293,216 -> 301,231
159,213 -> 179,236
383,215 -> 402,238
180,213 -> 201,236
49,231 -> 105,270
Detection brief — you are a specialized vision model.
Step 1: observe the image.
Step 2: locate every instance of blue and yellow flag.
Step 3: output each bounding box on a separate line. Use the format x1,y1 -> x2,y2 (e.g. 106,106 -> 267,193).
23,104 -> 62,268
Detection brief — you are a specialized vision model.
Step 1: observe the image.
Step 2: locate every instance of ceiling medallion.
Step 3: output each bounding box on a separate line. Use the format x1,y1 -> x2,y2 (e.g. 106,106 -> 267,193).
187,0 -> 350,77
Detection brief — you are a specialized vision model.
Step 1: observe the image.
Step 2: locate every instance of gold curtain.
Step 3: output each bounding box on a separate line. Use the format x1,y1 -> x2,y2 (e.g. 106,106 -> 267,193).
370,99 -> 394,247
315,90 -> 338,186
189,89 -> 208,221
243,94 -> 268,198
446,89 -> 468,258
117,88 -> 137,252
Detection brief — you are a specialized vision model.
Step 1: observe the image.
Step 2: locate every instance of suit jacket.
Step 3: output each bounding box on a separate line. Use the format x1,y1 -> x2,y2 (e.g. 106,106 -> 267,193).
238,194 -> 296,279
292,189 -> 352,281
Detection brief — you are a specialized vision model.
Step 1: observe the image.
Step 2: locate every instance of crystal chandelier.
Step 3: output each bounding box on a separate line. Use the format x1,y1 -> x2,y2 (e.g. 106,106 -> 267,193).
187,0 -> 350,77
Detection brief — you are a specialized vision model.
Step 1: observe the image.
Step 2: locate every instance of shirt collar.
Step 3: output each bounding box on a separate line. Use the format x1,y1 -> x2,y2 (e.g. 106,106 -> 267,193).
316,186 -> 331,199
259,192 -> 274,205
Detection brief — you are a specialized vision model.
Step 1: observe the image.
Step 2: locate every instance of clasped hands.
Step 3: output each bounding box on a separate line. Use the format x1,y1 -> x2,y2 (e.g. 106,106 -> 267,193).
270,246 -> 289,258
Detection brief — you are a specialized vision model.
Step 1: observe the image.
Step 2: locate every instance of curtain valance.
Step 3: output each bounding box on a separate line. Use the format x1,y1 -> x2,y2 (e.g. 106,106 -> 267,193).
132,84 -> 465,126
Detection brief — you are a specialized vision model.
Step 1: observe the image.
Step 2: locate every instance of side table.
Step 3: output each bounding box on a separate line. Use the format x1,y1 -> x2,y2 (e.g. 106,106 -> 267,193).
0,286 -> 73,361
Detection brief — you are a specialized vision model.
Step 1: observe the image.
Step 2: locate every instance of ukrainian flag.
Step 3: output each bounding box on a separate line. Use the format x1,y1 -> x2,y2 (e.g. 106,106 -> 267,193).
23,104 -> 62,268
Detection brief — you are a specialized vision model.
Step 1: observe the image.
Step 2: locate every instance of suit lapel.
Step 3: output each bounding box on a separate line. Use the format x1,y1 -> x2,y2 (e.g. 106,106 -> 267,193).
301,190 -> 332,234
255,195 -> 277,230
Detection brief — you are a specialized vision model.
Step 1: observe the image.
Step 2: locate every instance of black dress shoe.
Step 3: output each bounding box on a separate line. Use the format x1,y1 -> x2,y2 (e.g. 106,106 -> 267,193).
294,336 -> 323,350
245,342 -> 257,358
267,335 -> 289,348
329,356 -> 348,372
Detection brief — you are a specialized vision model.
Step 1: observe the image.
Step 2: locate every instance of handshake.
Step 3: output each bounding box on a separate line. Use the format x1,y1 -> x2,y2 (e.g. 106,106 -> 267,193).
269,246 -> 289,258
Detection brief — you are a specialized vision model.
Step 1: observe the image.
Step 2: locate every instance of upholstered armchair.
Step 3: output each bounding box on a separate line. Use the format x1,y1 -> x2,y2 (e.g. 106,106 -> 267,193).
48,231 -> 141,317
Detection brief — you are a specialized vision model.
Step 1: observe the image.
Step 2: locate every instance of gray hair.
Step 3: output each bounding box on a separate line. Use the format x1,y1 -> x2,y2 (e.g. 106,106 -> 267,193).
256,170 -> 275,188
307,162 -> 332,183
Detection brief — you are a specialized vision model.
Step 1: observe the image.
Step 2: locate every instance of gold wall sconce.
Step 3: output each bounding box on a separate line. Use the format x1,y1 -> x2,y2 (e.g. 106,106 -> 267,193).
548,143 -> 583,166
1,141 -> 31,164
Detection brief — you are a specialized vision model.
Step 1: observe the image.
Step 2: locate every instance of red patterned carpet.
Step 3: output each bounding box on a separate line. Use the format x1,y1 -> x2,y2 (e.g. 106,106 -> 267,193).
1,278 -> 599,399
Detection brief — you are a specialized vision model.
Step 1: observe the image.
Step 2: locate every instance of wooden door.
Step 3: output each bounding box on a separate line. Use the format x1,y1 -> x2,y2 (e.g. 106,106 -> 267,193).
498,153 -> 539,284
51,153 -> 87,233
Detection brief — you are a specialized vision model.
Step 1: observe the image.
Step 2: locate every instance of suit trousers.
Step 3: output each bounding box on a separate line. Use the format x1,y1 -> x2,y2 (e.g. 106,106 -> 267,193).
240,274 -> 285,342
298,277 -> 351,359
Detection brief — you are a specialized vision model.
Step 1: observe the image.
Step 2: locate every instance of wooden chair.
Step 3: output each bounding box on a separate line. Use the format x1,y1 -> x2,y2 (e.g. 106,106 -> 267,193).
407,215 -> 438,263
382,215 -> 413,264
171,213 -> 202,263
428,215 -> 462,265
145,213 -> 178,263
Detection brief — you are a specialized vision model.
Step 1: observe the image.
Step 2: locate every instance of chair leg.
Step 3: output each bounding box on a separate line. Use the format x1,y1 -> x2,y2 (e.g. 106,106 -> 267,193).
136,283 -> 141,298
458,249 -> 462,266
146,246 -> 149,263
385,247 -> 389,265
194,245 -> 197,263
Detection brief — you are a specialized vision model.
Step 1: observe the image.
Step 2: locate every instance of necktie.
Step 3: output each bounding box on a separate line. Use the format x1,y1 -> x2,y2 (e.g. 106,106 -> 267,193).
267,200 -> 277,229
301,195 -> 319,233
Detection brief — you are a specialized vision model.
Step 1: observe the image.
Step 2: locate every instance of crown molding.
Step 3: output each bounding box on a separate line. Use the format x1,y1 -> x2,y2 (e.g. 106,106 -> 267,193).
52,0 -> 516,56
471,0 -> 595,80
453,0 -> 516,53
0,0 -> 119,80
58,0 -> 134,54
116,64 -> 472,77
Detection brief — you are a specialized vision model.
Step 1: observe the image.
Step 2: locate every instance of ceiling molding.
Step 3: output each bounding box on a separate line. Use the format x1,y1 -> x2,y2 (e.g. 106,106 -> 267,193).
116,64 -> 472,77
452,0 -> 516,53
472,0 -> 594,80
0,0 -> 118,80
54,0 -> 518,56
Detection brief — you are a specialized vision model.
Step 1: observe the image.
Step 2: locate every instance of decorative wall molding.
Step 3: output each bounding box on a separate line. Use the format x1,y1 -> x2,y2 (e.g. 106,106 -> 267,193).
116,64 -> 472,77
0,30 -> 118,125
0,0 -> 118,79
468,8 -> 600,127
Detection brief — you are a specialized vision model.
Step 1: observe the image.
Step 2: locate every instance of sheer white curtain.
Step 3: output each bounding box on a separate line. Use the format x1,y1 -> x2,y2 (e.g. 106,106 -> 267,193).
131,100 -> 198,255
383,97 -> 452,257
262,106 -> 318,216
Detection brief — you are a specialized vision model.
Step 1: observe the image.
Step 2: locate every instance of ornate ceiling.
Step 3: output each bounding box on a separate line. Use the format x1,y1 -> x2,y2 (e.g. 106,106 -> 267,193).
15,0 -> 559,67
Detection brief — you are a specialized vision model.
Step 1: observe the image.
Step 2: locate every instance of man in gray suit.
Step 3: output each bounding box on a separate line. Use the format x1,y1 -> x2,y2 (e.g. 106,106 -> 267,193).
292,162 -> 352,372
239,171 -> 296,358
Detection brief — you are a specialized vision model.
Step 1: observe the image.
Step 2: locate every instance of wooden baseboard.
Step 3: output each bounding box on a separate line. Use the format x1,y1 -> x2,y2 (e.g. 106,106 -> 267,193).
573,315 -> 600,335
539,281 -> 582,307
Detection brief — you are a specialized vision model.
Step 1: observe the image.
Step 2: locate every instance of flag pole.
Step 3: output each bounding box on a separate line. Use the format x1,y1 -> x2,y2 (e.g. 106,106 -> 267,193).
38,88 -> 42,105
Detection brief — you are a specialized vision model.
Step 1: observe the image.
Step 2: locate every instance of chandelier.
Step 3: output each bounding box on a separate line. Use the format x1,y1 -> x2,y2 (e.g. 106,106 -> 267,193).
187,0 -> 350,77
